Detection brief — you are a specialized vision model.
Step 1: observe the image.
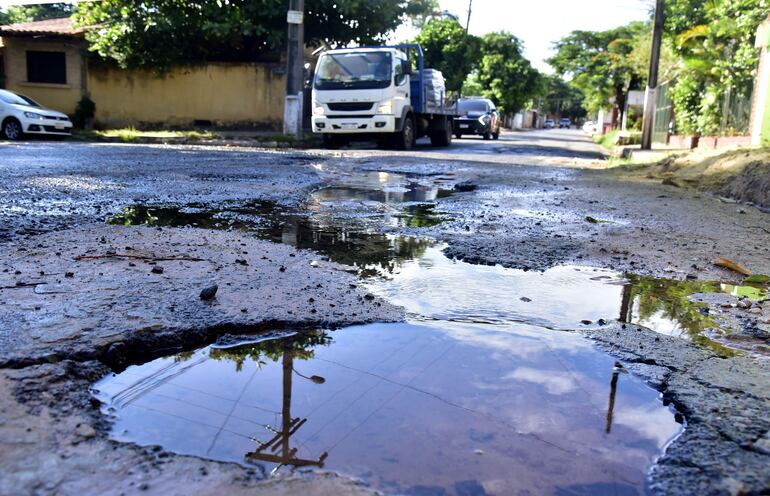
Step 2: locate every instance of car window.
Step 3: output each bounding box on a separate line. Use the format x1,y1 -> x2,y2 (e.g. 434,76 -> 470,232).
457,100 -> 490,113
0,89 -> 40,107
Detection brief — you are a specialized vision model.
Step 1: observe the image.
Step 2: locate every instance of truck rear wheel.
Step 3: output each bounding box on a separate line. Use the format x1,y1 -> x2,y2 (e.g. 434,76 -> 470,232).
395,115 -> 415,150
430,120 -> 452,147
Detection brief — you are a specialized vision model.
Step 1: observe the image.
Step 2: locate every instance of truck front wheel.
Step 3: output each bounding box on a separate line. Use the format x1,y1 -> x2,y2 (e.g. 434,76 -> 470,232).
322,134 -> 341,149
395,115 -> 415,150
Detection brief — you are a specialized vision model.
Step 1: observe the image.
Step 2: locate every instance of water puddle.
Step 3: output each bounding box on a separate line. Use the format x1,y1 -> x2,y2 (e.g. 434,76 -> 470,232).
96,320 -> 680,495
96,168 -> 765,494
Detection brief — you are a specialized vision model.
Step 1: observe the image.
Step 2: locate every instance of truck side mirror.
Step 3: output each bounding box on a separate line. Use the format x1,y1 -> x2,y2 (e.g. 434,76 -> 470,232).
401,60 -> 412,76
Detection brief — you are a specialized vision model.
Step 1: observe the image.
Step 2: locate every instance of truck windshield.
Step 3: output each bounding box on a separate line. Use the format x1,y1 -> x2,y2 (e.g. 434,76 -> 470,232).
314,52 -> 392,90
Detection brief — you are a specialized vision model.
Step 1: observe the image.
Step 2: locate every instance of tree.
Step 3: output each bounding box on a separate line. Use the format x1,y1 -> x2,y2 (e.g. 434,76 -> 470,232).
540,75 -> 586,120
75,0 -> 434,71
664,0 -> 770,135
0,3 -> 72,25
473,32 -> 541,115
414,17 -> 480,91
548,23 -> 647,126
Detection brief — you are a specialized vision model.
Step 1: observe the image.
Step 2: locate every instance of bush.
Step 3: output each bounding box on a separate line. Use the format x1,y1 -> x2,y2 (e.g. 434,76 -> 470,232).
73,95 -> 96,129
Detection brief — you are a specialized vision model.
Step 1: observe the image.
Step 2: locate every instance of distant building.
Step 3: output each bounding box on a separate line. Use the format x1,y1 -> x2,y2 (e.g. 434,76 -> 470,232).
0,17 -> 286,128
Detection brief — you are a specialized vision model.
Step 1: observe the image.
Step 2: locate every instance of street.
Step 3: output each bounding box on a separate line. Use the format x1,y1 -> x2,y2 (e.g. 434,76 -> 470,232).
1,130 -> 769,496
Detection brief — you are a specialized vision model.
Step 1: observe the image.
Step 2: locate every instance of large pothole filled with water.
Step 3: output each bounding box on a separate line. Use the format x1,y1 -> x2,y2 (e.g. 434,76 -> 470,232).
94,169 -> 767,495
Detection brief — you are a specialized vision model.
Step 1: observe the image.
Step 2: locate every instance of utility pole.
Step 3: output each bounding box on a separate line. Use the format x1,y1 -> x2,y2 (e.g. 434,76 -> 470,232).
465,0 -> 473,34
641,0 -> 664,150
283,0 -> 305,138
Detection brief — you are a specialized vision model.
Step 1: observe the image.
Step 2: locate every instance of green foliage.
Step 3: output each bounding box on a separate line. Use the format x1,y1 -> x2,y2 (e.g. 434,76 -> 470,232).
474,32 -> 541,114
73,96 -> 96,129
414,17 -> 480,91
666,0 -> 770,136
461,71 -> 484,96
75,0 -> 433,71
0,3 -> 72,25
548,23 -> 647,117
540,75 -> 586,119
209,332 -> 331,372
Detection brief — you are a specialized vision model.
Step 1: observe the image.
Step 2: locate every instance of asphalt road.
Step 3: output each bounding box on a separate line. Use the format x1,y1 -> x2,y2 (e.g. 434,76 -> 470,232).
0,129 -> 768,496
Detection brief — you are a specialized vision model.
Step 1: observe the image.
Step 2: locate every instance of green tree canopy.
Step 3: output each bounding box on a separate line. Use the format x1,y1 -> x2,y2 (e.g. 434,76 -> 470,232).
665,0 -> 769,135
0,3 -> 72,25
472,32 -> 541,114
413,17 -> 480,91
548,23 -> 647,121
75,0 -> 433,70
540,75 -> 586,120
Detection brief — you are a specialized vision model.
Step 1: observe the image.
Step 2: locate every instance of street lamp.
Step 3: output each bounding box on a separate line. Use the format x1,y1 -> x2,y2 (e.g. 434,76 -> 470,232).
293,368 -> 325,384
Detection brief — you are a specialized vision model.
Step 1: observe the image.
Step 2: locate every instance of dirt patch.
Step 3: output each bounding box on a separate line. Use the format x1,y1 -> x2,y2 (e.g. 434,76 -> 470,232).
622,148 -> 770,209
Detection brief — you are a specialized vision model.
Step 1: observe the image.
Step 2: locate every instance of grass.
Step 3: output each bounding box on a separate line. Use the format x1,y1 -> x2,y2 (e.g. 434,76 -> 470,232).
95,128 -> 218,142
594,130 -> 620,149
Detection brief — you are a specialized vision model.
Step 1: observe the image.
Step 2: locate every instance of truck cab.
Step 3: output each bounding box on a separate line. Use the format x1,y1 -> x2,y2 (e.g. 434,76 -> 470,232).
311,45 -> 454,149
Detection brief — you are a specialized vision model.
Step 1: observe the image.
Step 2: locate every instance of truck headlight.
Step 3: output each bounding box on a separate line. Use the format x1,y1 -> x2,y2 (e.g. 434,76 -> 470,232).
478,115 -> 490,125
312,102 -> 325,115
24,112 -> 44,120
376,101 -> 392,115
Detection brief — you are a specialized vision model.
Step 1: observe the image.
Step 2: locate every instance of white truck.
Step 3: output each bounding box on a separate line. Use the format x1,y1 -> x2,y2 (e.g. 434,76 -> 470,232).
311,44 -> 456,149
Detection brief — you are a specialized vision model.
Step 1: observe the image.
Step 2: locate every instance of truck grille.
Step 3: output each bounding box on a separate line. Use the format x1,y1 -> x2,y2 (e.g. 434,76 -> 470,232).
327,102 -> 374,111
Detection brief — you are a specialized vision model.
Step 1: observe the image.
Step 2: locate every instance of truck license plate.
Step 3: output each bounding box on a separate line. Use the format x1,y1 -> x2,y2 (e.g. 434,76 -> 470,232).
341,123 -> 357,129
459,124 -> 469,129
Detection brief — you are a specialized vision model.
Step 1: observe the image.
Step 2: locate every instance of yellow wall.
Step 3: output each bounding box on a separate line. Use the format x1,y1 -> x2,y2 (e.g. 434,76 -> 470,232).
2,36 -> 85,114
88,64 -> 285,127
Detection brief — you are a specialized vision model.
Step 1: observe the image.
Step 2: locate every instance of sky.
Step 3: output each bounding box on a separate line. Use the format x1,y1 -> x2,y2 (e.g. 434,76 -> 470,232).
394,0 -> 653,73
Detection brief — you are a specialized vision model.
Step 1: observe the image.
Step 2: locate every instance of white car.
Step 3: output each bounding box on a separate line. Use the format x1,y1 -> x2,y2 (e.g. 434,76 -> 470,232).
582,121 -> 598,134
0,89 -> 73,140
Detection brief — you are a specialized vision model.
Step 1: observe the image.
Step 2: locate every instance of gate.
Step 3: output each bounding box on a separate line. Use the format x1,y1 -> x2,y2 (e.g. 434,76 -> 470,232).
652,81 -> 673,143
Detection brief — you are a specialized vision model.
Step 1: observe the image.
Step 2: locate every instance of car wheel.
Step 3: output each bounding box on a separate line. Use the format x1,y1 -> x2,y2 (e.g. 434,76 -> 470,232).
492,131 -> 499,140
455,133 -> 462,139
483,132 -> 491,140
396,115 -> 415,150
2,118 -> 23,141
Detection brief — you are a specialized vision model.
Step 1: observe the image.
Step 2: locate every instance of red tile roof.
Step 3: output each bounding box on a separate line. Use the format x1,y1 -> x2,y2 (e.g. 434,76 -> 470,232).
0,17 -> 88,37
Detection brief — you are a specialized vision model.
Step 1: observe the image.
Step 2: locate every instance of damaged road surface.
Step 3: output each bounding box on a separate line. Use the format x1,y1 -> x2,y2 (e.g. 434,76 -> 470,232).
1,131 -> 769,496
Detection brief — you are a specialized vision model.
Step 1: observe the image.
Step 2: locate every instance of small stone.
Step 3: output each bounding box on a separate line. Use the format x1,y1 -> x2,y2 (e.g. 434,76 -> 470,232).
151,266 -> 164,274
199,285 -> 218,300
473,449 -> 484,455
737,299 -> 752,310
64,272 -> 74,278
520,297 -> 532,302
235,259 -> 248,266
364,293 -> 375,301
580,320 -> 592,325
74,423 -> 96,439
310,260 -> 320,267
279,266 -> 286,272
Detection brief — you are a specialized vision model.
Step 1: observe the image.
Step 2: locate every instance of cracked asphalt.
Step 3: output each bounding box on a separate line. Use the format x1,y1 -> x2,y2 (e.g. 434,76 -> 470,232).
0,129 -> 768,495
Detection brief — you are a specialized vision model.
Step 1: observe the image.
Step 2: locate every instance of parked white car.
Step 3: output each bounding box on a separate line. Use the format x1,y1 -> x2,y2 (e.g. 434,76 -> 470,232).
582,121 -> 598,134
0,89 -> 73,140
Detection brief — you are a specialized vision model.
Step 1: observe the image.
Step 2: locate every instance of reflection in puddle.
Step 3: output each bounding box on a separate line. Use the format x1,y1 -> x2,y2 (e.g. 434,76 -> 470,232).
96,322 -> 680,496
621,275 -> 768,355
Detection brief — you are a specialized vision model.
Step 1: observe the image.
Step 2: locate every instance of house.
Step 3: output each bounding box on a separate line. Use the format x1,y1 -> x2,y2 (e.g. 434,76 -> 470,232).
0,17 -> 286,128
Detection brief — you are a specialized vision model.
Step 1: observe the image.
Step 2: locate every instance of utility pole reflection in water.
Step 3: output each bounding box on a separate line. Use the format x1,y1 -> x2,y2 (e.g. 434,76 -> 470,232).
246,342 -> 327,472
605,368 -> 621,434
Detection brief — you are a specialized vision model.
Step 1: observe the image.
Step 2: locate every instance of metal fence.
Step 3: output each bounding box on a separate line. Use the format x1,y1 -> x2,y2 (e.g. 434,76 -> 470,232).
719,85 -> 753,136
652,81 -> 673,143
651,80 -> 753,141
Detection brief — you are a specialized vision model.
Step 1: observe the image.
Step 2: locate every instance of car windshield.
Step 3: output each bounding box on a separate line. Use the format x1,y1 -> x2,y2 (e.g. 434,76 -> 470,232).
458,100 -> 489,113
314,52 -> 392,90
0,89 -> 40,107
